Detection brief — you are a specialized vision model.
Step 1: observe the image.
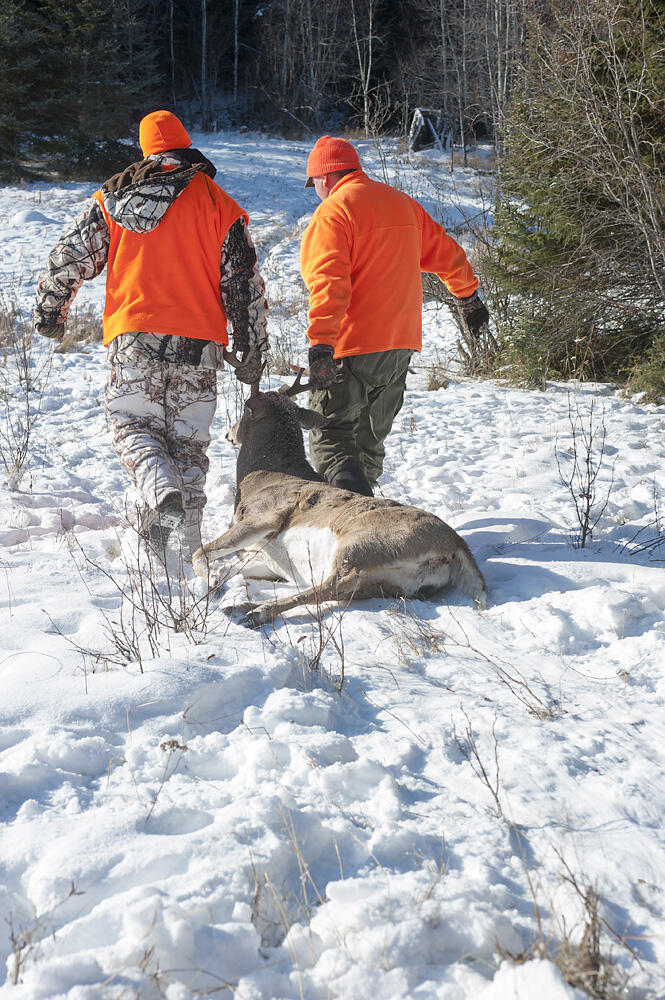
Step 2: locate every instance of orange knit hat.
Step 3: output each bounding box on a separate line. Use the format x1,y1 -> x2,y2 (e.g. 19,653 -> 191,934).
305,136 -> 361,187
139,110 -> 192,156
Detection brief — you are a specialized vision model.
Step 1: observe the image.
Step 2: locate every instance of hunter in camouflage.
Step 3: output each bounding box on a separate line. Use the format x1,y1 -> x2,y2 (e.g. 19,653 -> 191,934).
34,110 -> 268,557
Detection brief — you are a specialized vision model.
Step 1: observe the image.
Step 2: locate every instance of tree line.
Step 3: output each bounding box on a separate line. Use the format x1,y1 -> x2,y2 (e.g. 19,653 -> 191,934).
0,0 -> 528,174
1,0 -> 663,395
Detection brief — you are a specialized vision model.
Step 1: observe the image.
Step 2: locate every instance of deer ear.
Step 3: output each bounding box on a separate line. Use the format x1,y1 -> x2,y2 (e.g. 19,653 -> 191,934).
294,405 -> 327,430
226,419 -> 241,444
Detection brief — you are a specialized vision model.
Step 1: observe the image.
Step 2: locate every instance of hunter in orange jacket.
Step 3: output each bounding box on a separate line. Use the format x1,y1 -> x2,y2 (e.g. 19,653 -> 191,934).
300,136 -> 489,497
300,168 -> 478,358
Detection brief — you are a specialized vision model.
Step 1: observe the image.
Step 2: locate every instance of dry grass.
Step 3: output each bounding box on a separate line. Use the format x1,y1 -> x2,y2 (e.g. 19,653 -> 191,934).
501,884 -> 629,999
0,295 -> 24,349
55,304 -> 103,352
425,353 -> 451,391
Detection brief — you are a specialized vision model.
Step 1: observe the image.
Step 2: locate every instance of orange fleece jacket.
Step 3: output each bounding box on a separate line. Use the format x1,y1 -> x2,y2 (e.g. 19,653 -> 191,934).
94,173 -> 247,346
300,170 -> 478,357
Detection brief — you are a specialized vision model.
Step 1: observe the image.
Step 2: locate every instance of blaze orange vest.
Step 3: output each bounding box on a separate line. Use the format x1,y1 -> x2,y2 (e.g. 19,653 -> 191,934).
300,170 -> 478,357
94,173 -> 247,346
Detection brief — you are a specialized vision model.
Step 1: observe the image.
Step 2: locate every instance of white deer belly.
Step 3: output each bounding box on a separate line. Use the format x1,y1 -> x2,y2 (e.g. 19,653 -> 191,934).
363,554 -> 453,593
261,525 -> 339,588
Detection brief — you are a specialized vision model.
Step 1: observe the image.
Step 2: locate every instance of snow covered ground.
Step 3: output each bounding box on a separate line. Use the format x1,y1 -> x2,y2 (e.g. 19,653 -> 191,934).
0,132 -> 664,1000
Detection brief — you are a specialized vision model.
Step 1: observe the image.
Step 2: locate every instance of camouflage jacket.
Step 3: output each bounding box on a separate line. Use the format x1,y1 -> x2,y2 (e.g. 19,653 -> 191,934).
34,151 -> 269,368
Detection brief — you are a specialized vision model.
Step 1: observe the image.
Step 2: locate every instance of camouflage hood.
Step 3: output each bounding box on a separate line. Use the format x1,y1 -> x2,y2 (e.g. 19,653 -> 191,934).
99,149 -> 217,234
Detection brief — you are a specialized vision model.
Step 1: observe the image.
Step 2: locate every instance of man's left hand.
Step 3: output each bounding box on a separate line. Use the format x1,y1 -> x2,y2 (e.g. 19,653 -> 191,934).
230,347 -> 265,385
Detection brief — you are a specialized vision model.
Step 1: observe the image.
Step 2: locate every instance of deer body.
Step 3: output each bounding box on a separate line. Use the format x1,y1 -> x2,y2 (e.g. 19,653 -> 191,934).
194,390 -> 487,625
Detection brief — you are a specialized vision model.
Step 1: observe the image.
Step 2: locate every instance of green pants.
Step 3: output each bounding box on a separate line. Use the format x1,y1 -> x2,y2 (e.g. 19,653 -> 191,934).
308,348 -> 413,489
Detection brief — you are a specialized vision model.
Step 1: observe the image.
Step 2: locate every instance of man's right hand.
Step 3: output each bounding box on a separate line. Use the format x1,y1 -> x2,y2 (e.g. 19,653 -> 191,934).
456,291 -> 490,339
308,344 -> 339,389
35,321 -> 64,341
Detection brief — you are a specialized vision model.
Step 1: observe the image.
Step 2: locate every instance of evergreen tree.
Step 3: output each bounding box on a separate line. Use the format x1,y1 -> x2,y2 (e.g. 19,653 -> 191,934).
1,0 -> 165,176
38,0 -> 164,169
0,2 -> 44,176
484,0 -> 665,390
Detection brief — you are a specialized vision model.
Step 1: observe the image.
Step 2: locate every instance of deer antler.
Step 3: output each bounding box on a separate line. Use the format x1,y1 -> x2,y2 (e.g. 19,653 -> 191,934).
223,346 -> 265,395
279,364 -> 316,397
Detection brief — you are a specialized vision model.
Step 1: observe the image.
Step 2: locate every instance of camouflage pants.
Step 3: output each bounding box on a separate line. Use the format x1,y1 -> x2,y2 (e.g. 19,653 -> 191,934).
308,348 -> 413,488
105,356 -> 217,537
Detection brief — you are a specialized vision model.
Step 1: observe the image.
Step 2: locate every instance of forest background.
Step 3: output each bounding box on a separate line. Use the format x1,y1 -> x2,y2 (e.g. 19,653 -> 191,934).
1,0 -> 664,396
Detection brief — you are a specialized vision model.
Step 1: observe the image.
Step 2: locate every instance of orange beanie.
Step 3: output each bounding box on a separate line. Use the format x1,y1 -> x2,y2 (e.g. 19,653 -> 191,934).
305,136 -> 361,187
139,110 -> 192,156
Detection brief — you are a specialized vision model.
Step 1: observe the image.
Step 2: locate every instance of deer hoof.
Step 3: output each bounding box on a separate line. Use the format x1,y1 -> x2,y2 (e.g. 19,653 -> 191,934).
240,609 -> 264,629
221,600 -> 263,628
237,603 -> 273,629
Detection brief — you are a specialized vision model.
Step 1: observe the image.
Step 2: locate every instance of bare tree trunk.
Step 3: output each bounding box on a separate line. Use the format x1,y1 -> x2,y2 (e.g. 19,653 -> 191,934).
280,0 -> 290,99
233,0 -> 239,105
304,0 -> 316,113
201,0 -> 208,127
439,0 -> 451,156
457,0 -> 469,166
351,0 -> 377,136
483,0 -> 526,153
169,0 -> 177,110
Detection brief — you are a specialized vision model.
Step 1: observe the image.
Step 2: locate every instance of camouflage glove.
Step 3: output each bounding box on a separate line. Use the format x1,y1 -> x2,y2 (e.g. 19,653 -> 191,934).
308,344 -> 338,389
456,290 -> 490,339
35,321 -> 65,341
229,347 -> 265,386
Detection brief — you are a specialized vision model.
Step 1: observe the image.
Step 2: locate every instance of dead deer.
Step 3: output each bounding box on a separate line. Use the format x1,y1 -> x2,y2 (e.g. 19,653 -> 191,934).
193,370 -> 487,626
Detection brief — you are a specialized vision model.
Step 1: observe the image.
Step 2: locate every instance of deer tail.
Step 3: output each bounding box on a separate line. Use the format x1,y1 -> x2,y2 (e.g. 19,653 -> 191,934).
452,547 -> 488,609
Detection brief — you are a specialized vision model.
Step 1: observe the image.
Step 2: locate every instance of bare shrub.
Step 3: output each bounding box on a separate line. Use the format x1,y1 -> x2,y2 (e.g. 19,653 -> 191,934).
49,516 -> 225,673
392,604 -> 562,721
0,292 -> 52,488
422,272 -> 498,377
453,707 -> 506,820
385,599 -> 447,666
555,395 -> 615,549
7,884 -> 81,985
455,706 -> 633,999
146,739 -> 189,822
249,573 -> 350,693
250,802 -> 330,956
618,479 -> 665,560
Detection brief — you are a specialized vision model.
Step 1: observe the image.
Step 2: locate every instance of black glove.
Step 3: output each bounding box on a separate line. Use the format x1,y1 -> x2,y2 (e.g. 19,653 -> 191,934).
456,291 -> 490,339
35,321 -> 65,341
308,344 -> 339,389
230,347 -> 264,385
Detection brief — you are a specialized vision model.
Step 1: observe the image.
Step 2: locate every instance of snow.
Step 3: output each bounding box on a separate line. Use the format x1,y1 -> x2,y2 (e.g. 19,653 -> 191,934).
1,132 -> 664,1000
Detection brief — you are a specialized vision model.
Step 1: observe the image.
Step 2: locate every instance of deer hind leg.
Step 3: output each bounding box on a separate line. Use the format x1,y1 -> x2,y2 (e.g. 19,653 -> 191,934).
239,567 -> 398,628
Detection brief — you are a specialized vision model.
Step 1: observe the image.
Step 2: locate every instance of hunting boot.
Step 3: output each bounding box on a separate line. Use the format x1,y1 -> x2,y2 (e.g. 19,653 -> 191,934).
328,459 -> 374,496
142,490 -> 185,553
